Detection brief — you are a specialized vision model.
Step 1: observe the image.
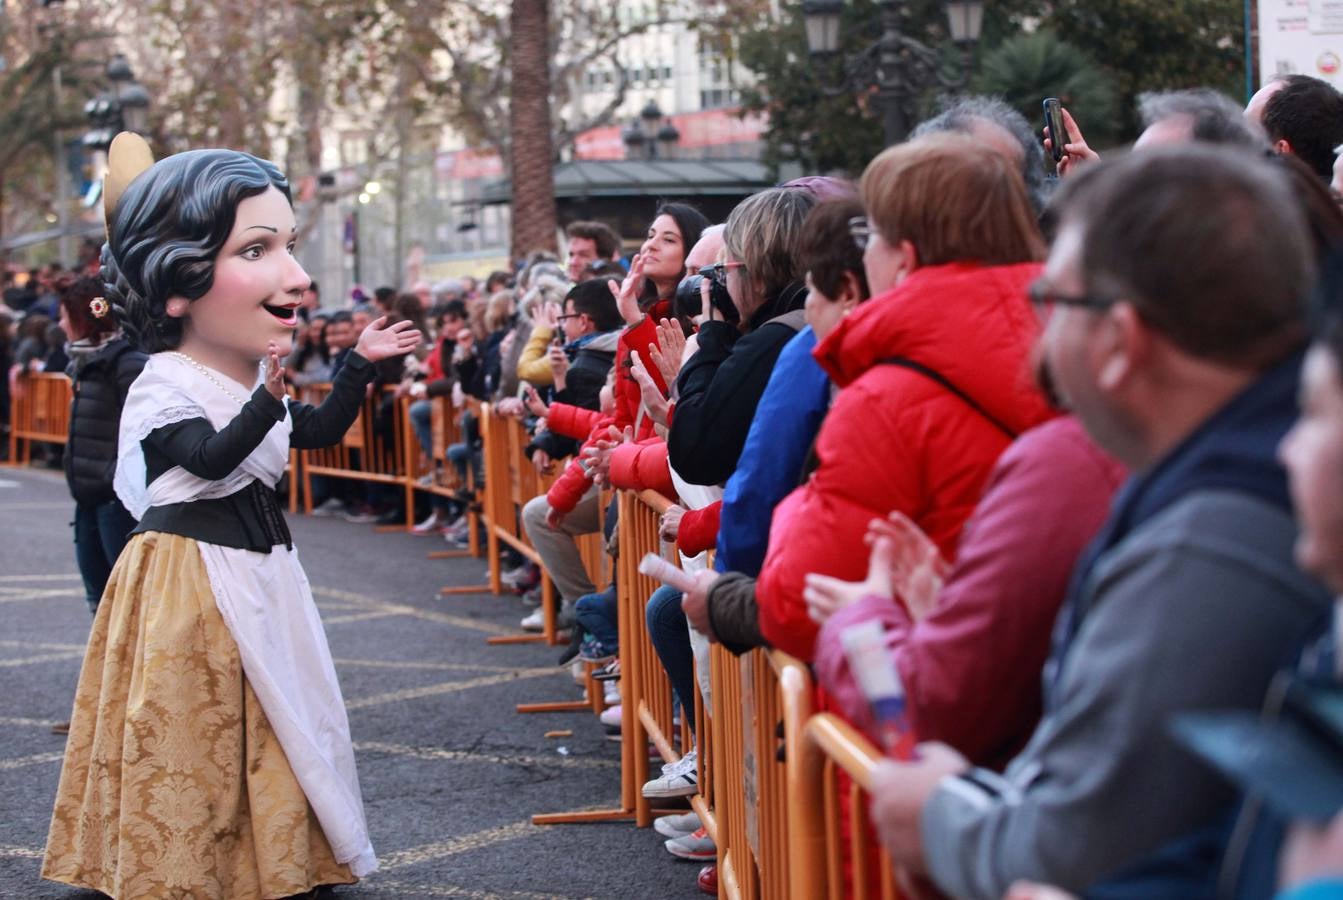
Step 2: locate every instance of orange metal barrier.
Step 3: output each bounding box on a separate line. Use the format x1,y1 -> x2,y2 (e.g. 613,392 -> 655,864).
713,647 -> 815,900
6,372 -> 72,465
478,405 -> 605,647
532,486 -> 690,828
299,383 -> 407,508
793,712 -> 902,900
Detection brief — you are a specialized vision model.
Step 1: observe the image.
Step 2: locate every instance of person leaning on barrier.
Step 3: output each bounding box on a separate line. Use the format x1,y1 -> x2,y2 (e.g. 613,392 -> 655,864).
870,144 -> 1334,900
753,133 -> 1054,664
679,196 -> 867,650
665,187 -> 816,487
523,276 -> 623,467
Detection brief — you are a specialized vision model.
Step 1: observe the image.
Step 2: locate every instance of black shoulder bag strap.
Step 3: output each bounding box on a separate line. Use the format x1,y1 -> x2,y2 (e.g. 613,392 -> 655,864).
878,356 -> 1018,440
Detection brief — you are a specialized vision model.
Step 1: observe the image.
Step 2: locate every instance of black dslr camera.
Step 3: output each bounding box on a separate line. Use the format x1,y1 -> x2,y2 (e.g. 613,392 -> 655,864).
675,268 -> 739,324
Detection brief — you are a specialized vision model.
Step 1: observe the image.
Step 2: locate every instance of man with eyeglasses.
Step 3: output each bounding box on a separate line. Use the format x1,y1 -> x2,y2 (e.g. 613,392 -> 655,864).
869,144 -> 1333,899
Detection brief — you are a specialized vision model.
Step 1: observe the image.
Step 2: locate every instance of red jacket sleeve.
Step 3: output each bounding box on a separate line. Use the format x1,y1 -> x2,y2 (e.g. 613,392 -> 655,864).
546,459 -> 595,515
676,500 -> 721,557
548,402 -> 602,441
608,438 -> 676,499
615,310 -> 672,433
811,417 -> 1123,767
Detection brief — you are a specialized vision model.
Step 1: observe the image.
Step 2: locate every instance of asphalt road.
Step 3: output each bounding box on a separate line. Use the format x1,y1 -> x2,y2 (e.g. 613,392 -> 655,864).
0,465 -> 704,900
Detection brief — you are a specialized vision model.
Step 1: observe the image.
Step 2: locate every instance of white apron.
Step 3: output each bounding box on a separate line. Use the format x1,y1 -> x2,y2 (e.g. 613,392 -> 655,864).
115,352 -> 377,876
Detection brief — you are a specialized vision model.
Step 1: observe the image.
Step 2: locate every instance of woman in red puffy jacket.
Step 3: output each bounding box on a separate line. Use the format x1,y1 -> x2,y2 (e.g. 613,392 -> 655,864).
756,133 -> 1055,662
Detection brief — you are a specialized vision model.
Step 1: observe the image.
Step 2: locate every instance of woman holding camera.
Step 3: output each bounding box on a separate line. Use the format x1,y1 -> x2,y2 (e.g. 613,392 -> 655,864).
666,186 -> 816,486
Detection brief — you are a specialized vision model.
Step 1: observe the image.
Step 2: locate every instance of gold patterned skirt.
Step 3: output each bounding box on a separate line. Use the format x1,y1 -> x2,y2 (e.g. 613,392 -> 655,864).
41,531 -> 357,899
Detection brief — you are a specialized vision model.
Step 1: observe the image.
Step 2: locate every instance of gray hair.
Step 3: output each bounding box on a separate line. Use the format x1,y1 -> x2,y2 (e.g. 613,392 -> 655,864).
912,95 -> 1047,212
431,278 -> 465,303
518,260 -> 566,292
1056,144 -> 1309,368
518,273 -> 568,322
1137,89 -> 1267,149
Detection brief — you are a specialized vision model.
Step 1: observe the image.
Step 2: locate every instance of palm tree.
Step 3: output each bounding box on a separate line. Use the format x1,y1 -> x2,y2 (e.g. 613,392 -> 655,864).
508,0 -> 558,262
973,31 -> 1118,147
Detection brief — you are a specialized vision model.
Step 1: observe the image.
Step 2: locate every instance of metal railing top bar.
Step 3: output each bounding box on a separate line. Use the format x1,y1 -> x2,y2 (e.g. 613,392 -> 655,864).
805,713 -> 884,792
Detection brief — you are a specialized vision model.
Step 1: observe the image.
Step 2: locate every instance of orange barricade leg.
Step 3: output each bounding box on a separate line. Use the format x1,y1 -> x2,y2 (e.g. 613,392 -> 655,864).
5,373 -> 71,468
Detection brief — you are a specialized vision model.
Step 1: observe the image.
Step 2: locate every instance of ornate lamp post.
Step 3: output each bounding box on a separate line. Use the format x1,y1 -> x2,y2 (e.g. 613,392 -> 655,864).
622,100 -> 681,161
82,54 -> 151,157
802,0 -> 985,146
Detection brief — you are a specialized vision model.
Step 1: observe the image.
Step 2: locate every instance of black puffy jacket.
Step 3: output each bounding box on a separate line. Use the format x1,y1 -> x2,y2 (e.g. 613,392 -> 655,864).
63,337 -> 148,506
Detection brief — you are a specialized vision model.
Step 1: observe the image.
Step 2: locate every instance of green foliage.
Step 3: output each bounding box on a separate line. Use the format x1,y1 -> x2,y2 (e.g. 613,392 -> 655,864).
987,0 -> 1245,138
973,31 -> 1117,147
737,0 -> 1000,178
737,1 -> 884,178
0,16 -> 105,248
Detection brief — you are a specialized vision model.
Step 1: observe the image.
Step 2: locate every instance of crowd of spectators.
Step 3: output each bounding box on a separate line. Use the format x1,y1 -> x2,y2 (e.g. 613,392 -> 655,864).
11,73 -> 1343,899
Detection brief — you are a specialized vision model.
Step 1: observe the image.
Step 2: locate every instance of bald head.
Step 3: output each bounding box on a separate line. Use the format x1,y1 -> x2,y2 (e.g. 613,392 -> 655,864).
685,224 -> 726,273
1245,79 -> 1286,127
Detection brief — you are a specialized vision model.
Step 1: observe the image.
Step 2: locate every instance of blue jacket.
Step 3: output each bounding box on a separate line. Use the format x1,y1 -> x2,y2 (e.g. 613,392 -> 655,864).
715,326 -> 830,577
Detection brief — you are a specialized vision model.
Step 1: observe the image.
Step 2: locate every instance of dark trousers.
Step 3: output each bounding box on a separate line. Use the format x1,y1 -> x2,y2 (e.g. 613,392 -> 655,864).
646,584 -> 694,735
73,498 -> 136,613
575,585 -> 619,652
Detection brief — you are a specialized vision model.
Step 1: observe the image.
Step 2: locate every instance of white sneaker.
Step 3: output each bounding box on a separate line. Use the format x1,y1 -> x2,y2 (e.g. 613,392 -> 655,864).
599,704 -> 622,728
659,748 -> 696,775
501,563 -> 535,588
310,497 -> 346,517
653,811 -> 701,840
642,749 -> 698,798
520,609 -> 544,632
411,511 -> 444,534
603,681 -> 620,706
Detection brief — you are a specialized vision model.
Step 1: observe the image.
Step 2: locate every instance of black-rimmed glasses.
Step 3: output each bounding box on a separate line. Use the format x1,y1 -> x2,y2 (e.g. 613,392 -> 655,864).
1027,280 -> 1114,313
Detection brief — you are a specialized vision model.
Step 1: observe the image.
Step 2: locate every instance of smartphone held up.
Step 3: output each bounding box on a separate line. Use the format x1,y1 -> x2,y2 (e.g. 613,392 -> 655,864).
1043,97 -> 1070,164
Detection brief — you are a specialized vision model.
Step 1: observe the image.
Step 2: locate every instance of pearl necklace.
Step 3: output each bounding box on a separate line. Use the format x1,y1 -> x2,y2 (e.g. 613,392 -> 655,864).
167,351 -> 251,405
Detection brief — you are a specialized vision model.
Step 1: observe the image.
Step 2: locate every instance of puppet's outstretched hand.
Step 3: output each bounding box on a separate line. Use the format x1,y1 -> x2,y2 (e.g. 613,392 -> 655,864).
356,316 -> 422,363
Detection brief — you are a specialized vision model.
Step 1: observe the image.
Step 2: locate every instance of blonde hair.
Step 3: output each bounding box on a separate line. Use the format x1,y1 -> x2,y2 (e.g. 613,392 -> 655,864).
484,289 -> 515,332
860,132 -> 1044,267
722,187 -> 817,319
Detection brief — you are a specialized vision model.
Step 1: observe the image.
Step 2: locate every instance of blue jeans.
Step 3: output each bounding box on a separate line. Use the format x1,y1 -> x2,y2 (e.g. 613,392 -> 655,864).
409,398 -> 433,456
73,498 -> 136,613
447,441 -> 482,486
646,584 -> 694,734
575,585 -> 619,653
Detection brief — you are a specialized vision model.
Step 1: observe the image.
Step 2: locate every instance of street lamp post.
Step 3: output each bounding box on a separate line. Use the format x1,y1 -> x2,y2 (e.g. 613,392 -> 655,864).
621,100 -> 681,161
802,0 -> 985,147
82,55 -> 151,193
